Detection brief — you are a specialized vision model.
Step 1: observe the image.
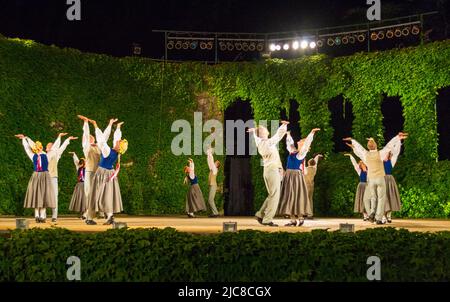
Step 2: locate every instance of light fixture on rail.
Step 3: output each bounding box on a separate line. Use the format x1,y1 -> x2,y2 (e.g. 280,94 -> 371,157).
283,43 -> 290,50
227,42 -> 234,51
309,41 -> 316,49
411,25 -> 420,35
402,27 -> 410,36
357,33 -> 366,42
235,42 -> 242,51
219,42 -> 226,51
269,43 -> 277,51
175,41 -> 182,50
386,29 -> 394,39
300,40 -> 308,49
348,35 -> 356,44
256,42 -> 264,51
394,28 -> 402,37
316,39 -> 324,47
377,30 -> 385,40
249,42 -> 256,51
167,40 -> 174,49
190,41 -> 198,50
292,40 -> 299,50
132,43 -> 142,55
370,32 -> 378,41
327,38 -> 335,46
334,36 -> 342,46
342,36 -> 349,45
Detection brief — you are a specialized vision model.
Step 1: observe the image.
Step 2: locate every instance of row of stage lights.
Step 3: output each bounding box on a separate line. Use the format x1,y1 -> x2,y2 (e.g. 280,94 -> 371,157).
166,39 -> 265,51
269,25 -> 421,51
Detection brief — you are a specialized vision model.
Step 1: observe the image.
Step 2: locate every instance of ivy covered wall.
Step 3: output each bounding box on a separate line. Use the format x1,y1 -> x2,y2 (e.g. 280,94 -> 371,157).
0,35 -> 449,217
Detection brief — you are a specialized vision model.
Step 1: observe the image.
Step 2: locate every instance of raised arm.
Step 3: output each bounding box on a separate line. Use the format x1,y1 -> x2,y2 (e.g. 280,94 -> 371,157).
102,118 -> 118,142
188,160 -> 195,179
82,121 -> 91,156
380,135 -> 401,159
350,139 -> 368,163
113,127 -> 122,148
346,154 -> 361,175
20,136 -> 34,160
56,138 -> 71,159
297,131 -> 315,160
390,141 -> 402,167
207,148 -> 218,175
71,152 -> 80,168
286,132 -> 295,153
95,127 -> 111,158
267,123 -> 288,146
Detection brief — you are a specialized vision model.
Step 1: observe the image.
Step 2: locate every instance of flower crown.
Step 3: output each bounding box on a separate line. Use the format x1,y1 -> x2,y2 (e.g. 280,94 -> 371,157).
119,139 -> 128,154
31,141 -> 43,154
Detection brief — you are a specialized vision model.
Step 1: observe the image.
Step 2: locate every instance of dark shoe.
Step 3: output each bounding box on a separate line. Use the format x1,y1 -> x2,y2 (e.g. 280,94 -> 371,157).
368,213 -> 375,223
81,215 -> 87,220
297,219 -> 305,227
262,222 -> 278,227
387,218 -> 392,223
305,216 -> 314,220
103,217 -> 115,225
187,213 -> 195,218
51,218 -> 57,223
85,220 -> 97,225
97,214 -> 105,219
39,218 -> 46,223
35,217 -> 40,223
255,217 -> 263,224
376,220 -> 385,225
284,221 -> 297,227
208,214 -> 219,218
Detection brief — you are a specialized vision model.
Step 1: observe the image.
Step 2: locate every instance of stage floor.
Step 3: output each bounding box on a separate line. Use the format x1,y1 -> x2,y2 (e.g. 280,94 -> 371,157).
1,216 -> 449,233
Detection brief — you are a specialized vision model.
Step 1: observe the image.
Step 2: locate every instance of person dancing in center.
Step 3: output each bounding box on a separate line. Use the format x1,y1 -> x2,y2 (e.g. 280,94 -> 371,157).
85,120 -> 127,225
206,147 -> 221,217
15,134 -> 56,223
184,158 -> 207,218
248,121 -> 289,227
344,153 -> 369,221
68,152 -> 87,217
278,129 -> 320,227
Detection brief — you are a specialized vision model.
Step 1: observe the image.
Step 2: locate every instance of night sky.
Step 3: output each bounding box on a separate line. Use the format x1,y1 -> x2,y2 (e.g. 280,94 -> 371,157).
0,0 -> 448,58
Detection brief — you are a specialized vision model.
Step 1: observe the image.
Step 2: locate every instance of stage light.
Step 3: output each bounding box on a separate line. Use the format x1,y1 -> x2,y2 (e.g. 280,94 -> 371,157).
166,40 -> 174,50
316,39 -> 324,47
386,29 -> 394,39
370,32 -> 378,41
402,27 -> 410,36
342,36 -> 349,44
200,41 -> 207,50
357,33 -> 365,42
349,36 -> 356,44
227,42 -> 234,51
219,42 -> 227,51
327,38 -> 335,46
292,40 -> 299,50
411,25 -> 420,35
256,42 -> 264,51
300,40 -> 308,49
283,43 -> 290,50
223,222 -> 237,233
190,41 -> 198,50
133,43 -> 142,55
249,42 -> 256,51
182,41 -> 189,49
16,218 -> 28,230
394,28 -> 402,37
175,41 -> 182,50
206,41 -> 213,50
242,42 -> 249,51
235,42 -> 242,51
275,44 -> 281,51
269,43 -> 276,51
377,30 -> 385,40
335,37 -> 341,45
309,41 -> 316,49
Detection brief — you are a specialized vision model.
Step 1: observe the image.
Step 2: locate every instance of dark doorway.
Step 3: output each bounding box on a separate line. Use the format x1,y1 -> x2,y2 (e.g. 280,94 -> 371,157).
280,100 -> 302,167
381,96 -> 404,144
328,96 -> 354,152
437,87 -> 450,160
223,99 -> 254,215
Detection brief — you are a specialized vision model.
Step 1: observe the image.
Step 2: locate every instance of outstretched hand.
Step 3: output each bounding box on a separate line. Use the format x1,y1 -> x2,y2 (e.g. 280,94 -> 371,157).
68,151 -> 75,155
342,137 -> 352,142
344,153 -> 352,157
281,120 -> 290,125
116,121 -> 124,128
15,134 -> 25,139
247,128 -> 256,133
59,132 -> 68,137
109,118 -> 119,125
68,136 -> 78,141
311,128 -> 321,133
77,115 -> 89,121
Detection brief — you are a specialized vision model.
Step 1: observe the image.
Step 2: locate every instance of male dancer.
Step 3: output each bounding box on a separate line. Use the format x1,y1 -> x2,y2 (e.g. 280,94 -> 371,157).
248,121 -> 289,226
206,147 -> 221,217
343,132 -> 407,224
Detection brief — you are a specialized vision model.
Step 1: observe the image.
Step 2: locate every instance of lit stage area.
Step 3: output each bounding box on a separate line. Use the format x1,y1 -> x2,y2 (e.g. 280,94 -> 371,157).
1,216 -> 449,233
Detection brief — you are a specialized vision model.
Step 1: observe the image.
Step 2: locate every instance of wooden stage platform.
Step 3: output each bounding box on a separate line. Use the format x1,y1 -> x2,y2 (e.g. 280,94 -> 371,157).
1,216 -> 449,233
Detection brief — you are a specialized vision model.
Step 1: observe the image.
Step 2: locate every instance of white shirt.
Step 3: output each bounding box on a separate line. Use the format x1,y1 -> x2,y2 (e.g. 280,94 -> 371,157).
207,148 -> 218,175
253,124 -> 287,168
351,135 -> 401,164
95,126 -> 121,158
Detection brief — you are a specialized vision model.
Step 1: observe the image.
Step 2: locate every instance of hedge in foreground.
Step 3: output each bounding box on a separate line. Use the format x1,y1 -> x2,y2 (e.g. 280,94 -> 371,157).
0,227 -> 449,282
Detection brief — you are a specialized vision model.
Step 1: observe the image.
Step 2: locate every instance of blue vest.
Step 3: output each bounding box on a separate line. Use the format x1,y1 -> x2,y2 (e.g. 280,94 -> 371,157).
189,176 -> 198,185
32,153 -> 48,172
99,149 -> 118,170
359,171 -> 367,183
286,153 -> 303,170
384,160 -> 393,175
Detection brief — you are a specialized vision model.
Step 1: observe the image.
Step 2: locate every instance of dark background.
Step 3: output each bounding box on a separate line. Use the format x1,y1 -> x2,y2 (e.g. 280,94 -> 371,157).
0,0 -> 449,59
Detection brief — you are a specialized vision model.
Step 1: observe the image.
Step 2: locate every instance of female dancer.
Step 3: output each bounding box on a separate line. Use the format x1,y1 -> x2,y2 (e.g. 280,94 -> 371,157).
85,120 -> 128,225
68,152 -> 87,218
344,153 -> 369,220
184,158 -> 206,218
303,154 -> 323,219
15,134 -> 56,223
384,140 -> 403,223
278,128 -> 320,227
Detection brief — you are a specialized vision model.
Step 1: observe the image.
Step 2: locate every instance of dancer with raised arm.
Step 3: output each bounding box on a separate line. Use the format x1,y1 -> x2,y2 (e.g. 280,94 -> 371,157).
184,158 -> 206,218
248,121 -> 288,227
383,138 -> 405,223
68,152 -> 87,217
303,153 -> 323,220
85,120 -> 127,225
77,115 -> 102,219
343,132 -> 407,224
206,147 -> 221,217
344,153 -> 369,220
15,134 -> 56,223
278,129 -> 320,227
